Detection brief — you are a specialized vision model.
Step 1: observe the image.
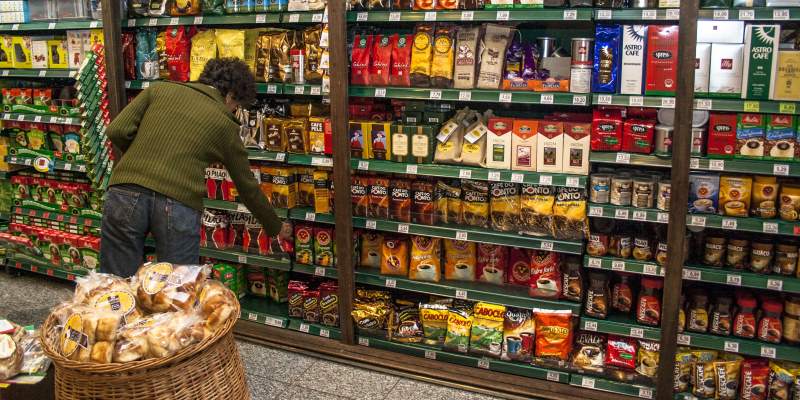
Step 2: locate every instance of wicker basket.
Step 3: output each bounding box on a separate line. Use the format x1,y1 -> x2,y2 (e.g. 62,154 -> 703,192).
39,303 -> 250,400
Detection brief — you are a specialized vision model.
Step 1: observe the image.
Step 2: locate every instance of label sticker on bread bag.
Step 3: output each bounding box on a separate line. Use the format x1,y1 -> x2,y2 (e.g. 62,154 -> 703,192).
61,314 -> 88,356
141,262 -> 175,295
94,291 -> 136,317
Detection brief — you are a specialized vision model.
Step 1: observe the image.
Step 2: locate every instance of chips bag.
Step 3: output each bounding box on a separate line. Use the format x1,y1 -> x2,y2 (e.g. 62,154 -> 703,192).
534,309 -> 573,361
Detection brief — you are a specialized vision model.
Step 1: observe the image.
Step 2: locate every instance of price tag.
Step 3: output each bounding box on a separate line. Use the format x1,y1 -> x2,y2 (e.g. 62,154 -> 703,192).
547,371 -> 560,382
385,278 -> 397,288
424,350 -> 436,360
643,264 -> 658,276
540,94 -> 554,104
358,337 -> 370,346
33,115 -> 42,122
696,99 -> 713,110
67,274 -> 75,281
724,341 -> 739,353
588,257 -> 602,268
397,223 -> 409,233
311,157 -> 332,166
299,323 -> 310,333
235,203 -> 249,213
726,274 -> 742,286
477,359 -> 490,369
538,175 -> 552,185
597,95 -> 613,105
677,334 -> 691,345
458,90 -> 472,101
169,17 -> 179,25
616,152 -> 631,164
690,158 -> 700,169
774,9 -> 790,20
265,317 -> 283,327
498,92 -> 512,103
357,160 -> 369,170
29,266 -> 37,273
690,215 -> 707,227
615,208 -> 630,219
496,10 -> 509,20
638,388 -> 653,399
763,222 -> 779,234
455,290 -> 468,300
780,102 -> 796,114
367,87 -> 385,98
308,86 -> 321,96
319,329 -> 330,338
312,13 -> 323,22
314,267 -> 325,277
237,255 -> 247,263
630,328 -> 644,338
255,14 -> 267,23
632,210 -> 647,221
16,114 -> 23,121
429,89 -> 442,100
563,9 -> 577,20
141,81 -> 150,89
193,16 -> 203,24
761,346 -> 777,358
127,19 -> 136,27
540,241 -> 553,251
744,101 -> 760,113
584,320 -> 598,331
266,84 -> 277,94
566,176 -> 581,187
0,70 -> 7,77
148,18 -> 158,26
356,12 -> 368,21
287,13 -> 300,22
275,153 -> 286,162
455,231 -> 468,241
37,70 -> 46,78
572,95 -> 587,106
683,269 -> 702,281
666,8 -> 680,19
713,9 -> 729,19
366,219 -> 377,230
642,9 -> 657,19
611,260 -> 626,271
597,9 -> 612,19
629,96 -> 644,106
488,171 -> 501,181
739,9 -> 754,19
773,164 -> 790,176
589,206 -> 603,217
248,313 -> 258,321
459,169 -> 472,179
90,21 -> 100,28
294,85 -> 305,95
581,377 -> 595,389
722,218 -> 738,230
767,279 -> 784,291
661,97 -> 676,108
11,24 -> 18,30
405,165 -> 418,174
425,11 -> 437,21
461,10 -> 474,20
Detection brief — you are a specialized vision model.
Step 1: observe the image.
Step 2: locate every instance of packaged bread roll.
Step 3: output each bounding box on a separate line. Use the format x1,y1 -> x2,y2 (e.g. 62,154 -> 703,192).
0,333 -> 23,380
74,271 -> 142,325
197,280 -> 238,332
56,306 -> 122,364
133,263 -> 209,314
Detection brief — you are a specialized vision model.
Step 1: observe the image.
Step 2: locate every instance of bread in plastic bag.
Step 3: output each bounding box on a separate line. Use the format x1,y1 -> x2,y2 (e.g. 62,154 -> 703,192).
133,263 -> 210,313
198,279 -> 238,332
57,305 -> 122,363
74,271 -> 142,324
146,312 -> 203,359
0,333 -> 23,380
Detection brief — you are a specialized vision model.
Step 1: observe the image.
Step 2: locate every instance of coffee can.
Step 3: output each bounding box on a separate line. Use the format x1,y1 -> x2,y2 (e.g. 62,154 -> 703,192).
632,177 -> 655,209
590,173 -> 612,204
571,38 -> 594,66
291,48 -> 305,84
630,0 -> 656,7
657,180 -> 671,211
570,66 -> 592,94
691,126 -> 706,156
654,124 -> 674,156
537,37 -> 558,58
610,176 -> 633,206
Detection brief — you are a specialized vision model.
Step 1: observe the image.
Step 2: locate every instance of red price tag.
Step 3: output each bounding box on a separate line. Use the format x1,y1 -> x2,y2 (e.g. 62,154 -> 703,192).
30,265 -> 37,272
56,214 -> 64,221
28,210 -> 36,217
15,262 -> 21,268
69,217 -> 77,224
46,269 -> 53,276
42,212 -> 50,219
795,226 -> 800,235
85,219 -> 93,227
67,274 -> 75,281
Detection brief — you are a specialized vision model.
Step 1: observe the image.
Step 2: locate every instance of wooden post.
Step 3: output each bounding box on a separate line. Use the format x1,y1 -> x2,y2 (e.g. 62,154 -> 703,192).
655,2 -> 698,399
100,0 -> 126,118
328,1 -> 355,345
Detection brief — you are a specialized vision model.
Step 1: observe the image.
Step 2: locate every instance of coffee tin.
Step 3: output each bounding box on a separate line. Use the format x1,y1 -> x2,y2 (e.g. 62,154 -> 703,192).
610,176 -> 633,206
571,38 -> 594,66
654,124 -> 673,155
657,180 -> 671,211
537,37 -> 558,58
691,127 -> 706,156
570,66 -> 592,94
632,177 -> 655,209
590,173 -> 612,204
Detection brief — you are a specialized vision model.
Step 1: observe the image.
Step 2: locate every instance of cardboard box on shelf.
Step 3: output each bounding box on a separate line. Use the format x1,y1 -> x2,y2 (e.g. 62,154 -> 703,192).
772,50 -> 800,101
645,25 -> 679,96
709,43 -> 744,98
10,35 -> 31,69
620,25 -> 647,96
742,25 -> 780,101
695,43 -> 711,95
697,21 -> 745,44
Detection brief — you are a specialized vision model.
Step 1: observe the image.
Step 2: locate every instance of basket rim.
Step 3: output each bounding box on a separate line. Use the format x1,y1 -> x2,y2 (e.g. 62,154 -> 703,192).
39,302 -> 240,374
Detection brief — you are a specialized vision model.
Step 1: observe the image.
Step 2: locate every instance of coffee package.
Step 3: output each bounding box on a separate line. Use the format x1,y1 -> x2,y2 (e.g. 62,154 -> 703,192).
434,110 -> 467,164
592,25 -> 621,93
409,236 -> 441,282
773,51 -> 800,101
485,117 -> 513,170
453,26 -> 480,89
390,34 -> 413,87
351,34 -> 372,86
707,113 -> 737,158
469,302 -> 506,358
736,113 -> 765,159
709,43 -> 744,98
766,114 -> 796,160
458,113 -> 488,167
430,24 -> 455,88
620,25 -> 647,95
591,109 -> 623,151
511,119 -> 537,171
529,250 -> 560,299
563,122 -> 590,175
645,25 -> 679,96
536,121 -> 563,173
477,244 -> 509,284
501,308 -> 534,362
369,34 -> 392,86
444,239 -> 476,281
696,43 -> 711,95
743,25 -> 780,100
476,24 -> 513,90
410,24 -> 435,87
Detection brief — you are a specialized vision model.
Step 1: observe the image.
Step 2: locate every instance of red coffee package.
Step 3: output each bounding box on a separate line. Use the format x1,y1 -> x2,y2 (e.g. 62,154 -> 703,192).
288,281 -> 308,318
165,26 -> 193,82
390,34 -> 413,87
200,210 -> 230,250
476,244 -> 509,285
605,335 -> 638,369
707,113 -> 737,158
739,359 -> 769,400
369,34 -> 392,86
529,250 -> 560,299
622,119 -> 655,154
591,109 -> 623,151
507,247 -> 530,286
351,34 -> 373,86
122,32 -> 136,80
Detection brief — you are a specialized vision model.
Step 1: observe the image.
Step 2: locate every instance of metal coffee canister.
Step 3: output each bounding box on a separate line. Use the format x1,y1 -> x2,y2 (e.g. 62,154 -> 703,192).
632,178 -> 656,209
691,126 -> 706,156
537,37 -> 558,58
654,124 -> 674,156
570,38 -> 593,94
590,174 -> 612,204
630,0 -> 656,7
657,180 -> 671,211
610,176 -> 633,206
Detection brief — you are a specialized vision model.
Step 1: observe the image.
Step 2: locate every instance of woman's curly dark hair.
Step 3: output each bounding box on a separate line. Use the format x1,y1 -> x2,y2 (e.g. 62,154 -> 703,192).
198,58 -> 256,106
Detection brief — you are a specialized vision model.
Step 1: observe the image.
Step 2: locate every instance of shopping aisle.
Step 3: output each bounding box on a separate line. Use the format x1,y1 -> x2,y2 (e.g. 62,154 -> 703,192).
0,272 -> 503,400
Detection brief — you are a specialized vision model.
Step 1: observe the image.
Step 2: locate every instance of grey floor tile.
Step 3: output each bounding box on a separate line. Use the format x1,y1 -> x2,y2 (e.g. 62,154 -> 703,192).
246,373 -> 290,400
292,359 -> 399,400
237,341 -> 316,382
386,378 -> 502,400
279,385 -> 351,400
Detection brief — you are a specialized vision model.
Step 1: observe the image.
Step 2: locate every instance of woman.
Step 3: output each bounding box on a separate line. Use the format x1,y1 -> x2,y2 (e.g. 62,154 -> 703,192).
100,58 -> 284,277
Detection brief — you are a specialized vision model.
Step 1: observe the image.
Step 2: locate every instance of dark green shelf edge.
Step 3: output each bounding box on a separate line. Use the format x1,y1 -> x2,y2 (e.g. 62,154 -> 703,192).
588,204 -> 669,224
570,374 -> 655,399
346,9 -> 593,21
356,336 -> 572,383
9,253 -> 85,281
349,86 -> 590,106
583,256 -> 665,277
239,298 -> 341,338
200,199 -> 333,224
593,94 -> 800,115
292,263 -> 339,279
288,208 -> 335,224
0,69 -> 76,78
580,316 -> 662,341
353,159 -> 586,187
353,217 -> 584,254
691,157 -> 800,178
0,20 -> 101,31
685,213 -> 800,236
678,331 -> 800,363
354,268 -> 582,315
125,14 -> 281,27
286,154 -> 333,167
247,149 -> 287,162
5,156 -> 87,173
1,113 -> 81,125
286,318 -> 342,339
595,8 -> 678,20
199,247 -> 292,270
589,152 -> 672,168
126,80 -> 323,96
683,264 -> 800,294
697,7 -> 800,21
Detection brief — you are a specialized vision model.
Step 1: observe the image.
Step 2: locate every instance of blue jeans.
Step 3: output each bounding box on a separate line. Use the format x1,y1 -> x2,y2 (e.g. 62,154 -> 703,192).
100,184 -> 201,277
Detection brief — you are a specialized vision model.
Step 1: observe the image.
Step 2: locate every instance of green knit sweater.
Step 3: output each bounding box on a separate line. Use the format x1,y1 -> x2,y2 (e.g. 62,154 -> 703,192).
107,81 -> 281,235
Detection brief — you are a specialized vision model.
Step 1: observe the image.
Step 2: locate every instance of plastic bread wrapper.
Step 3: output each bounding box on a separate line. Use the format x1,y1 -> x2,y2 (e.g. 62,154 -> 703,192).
52,304 -> 122,363
74,271 -> 143,325
132,263 -> 211,314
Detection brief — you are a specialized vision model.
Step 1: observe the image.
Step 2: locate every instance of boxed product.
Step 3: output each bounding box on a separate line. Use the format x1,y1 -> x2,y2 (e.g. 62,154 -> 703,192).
742,25 -> 780,100
537,121 -> 563,173
773,51 -> 800,101
695,43 -> 711,95
645,25 -> 679,96
707,113 -> 737,158
766,114 -> 796,160
736,113 -> 766,159
709,44 -> 744,98
47,39 -> 67,69
0,36 -> 11,69
511,119 -> 537,172
10,35 -> 31,69
688,173 -> 720,214
66,30 -> 87,69
563,122 -> 590,175
697,21 -> 745,44
620,25 -> 647,96
30,36 -> 50,69
485,117 -> 513,170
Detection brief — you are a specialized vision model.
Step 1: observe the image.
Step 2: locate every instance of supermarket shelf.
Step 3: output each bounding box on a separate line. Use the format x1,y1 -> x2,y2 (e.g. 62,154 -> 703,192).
349,86 -> 590,106
353,216 -> 584,254
357,336 -> 572,383
200,199 -> 331,224
288,208 -> 335,224
5,156 -> 87,173
677,331 -> 800,363
354,268 -> 582,315
686,213 -> 800,236
202,199 -> 289,219
126,80 -> 323,96
9,253 -> 84,281
247,149 -> 288,162
199,247 -> 292,270
570,374 -> 655,400
595,8 -> 679,20
682,264 -> 800,294
13,206 -> 101,226
589,152 -> 672,168
594,94 -> 800,114
256,83 -> 284,94
584,256 -> 665,277
286,153 -> 333,167
593,94 -> 676,109
0,69 -> 75,78
125,13 -> 281,27
292,263 -> 339,279
0,20 -> 101,31
588,204 -> 669,224
691,157 -> 800,177
0,113 -> 81,125
287,318 -> 341,339
283,83 -> 324,96
581,315 -> 661,341
240,296 -> 290,329
353,159 -> 587,188
282,12 -> 326,23
347,9 -> 593,22
697,7 -> 800,21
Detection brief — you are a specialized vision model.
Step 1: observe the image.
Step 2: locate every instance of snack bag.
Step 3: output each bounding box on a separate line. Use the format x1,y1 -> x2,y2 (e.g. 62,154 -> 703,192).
56,305 -> 121,363
469,302 -> 506,358
0,333 -> 22,379
190,30 -> 217,81
443,308 -> 472,353
133,263 -> 210,313
419,303 -> 449,346
409,236 -> 441,282
74,271 -> 143,325
501,308 -> 534,362
534,309 -> 573,361
444,239 -> 476,281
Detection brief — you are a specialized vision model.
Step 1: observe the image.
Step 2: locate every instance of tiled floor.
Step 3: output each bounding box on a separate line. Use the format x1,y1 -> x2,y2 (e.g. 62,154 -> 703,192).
1,270 -> 502,400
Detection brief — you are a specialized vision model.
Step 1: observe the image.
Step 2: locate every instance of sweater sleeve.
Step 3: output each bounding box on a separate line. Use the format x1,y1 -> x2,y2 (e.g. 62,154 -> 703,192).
222,129 -> 282,235
107,87 -> 152,153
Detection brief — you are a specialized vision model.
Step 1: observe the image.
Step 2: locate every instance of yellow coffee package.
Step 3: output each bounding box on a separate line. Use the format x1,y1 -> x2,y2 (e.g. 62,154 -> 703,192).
693,360 -> 717,398
255,31 -> 276,82
459,115 -> 488,167
303,26 -> 324,84
434,109 -> 469,164
444,239 -> 476,281
673,350 -> 694,393
443,308 -> 472,353
714,356 -> 743,400
261,117 -> 286,152
490,182 -> 519,232
190,30 -> 217,81
419,303 -> 449,346
408,236 -> 441,282
520,184 -> 555,237
270,167 -> 297,209
719,175 -> 753,217
636,340 -> 660,378
381,236 -> 409,276
751,175 -> 779,218
460,180 -> 489,228
272,31 -> 293,83
156,31 -> 169,79
216,29 -> 245,60
410,24 -> 435,87
308,117 -> 327,155
552,187 -> 588,240
313,170 -> 330,214
435,181 -> 462,224
285,118 -> 309,154
780,184 -> 800,221
469,302 -> 506,358
360,232 -> 383,268
296,167 -> 314,207
430,24 -> 455,88
244,29 -> 264,74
